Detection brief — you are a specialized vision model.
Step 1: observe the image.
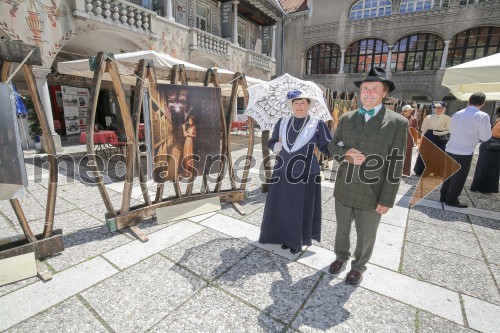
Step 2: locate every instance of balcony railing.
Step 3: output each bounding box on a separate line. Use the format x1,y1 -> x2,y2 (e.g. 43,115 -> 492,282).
191,28 -> 230,57
84,0 -> 153,32
247,51 -> 271,70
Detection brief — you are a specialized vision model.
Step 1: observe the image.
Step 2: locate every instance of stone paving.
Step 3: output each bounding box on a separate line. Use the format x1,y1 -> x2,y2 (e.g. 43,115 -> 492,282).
0,142 -> 499,333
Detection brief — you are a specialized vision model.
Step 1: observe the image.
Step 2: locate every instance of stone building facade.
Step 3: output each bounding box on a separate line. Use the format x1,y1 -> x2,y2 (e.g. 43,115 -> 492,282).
279,0 -> 500,110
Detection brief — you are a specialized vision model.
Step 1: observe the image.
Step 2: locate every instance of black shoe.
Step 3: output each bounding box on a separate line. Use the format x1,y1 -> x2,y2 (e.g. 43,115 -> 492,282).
290,248 -> 301,254
281,244 -> 288,250
445,201 -> 468,208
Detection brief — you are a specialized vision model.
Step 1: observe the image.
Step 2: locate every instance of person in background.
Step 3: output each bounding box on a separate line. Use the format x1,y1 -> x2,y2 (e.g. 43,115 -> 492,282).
259,90 -> 332,254
413,102 -> 451,176
470,107 -> 500,194
401,104 -> 418,177
327,67 -> 407,285
440,92 -> 491,208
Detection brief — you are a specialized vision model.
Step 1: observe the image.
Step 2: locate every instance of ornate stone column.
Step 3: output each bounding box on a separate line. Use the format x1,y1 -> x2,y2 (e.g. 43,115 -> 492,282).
166,0 -> 174,21
271,25 -> 276,60
339,49 -> 346,74
232,0 -> 239,45
386,45 -> 393,72
32,66 -> 63,152
440,40 -> 451,70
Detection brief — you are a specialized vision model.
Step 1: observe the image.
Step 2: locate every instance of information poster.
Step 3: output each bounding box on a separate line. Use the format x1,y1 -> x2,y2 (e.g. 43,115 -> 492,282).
0,83 -> 27,200
61,86 -> 89,135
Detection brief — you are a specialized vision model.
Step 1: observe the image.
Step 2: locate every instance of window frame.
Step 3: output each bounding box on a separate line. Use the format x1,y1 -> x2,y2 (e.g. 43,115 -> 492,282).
392,33 -> 444,71
305,43 -> 342,75
446,26 -> 500,67
344,38 -> 389,73
196,1 -> 210,32
349,0 -> 392,21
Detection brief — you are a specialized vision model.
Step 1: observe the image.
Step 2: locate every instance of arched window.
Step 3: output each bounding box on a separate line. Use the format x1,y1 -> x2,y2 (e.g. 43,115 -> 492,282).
460,0 -> 489,5
392,33 -> 444,71
399,0 -> 449,13
305,43 -> 341,75
349,0 -> 392,20
344,39 -> 389,73
447,26 -> 500,67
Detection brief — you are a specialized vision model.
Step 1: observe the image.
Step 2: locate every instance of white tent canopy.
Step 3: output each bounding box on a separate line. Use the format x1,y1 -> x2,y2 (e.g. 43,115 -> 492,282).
57,50 -> 264,95
442,53 -> 500,101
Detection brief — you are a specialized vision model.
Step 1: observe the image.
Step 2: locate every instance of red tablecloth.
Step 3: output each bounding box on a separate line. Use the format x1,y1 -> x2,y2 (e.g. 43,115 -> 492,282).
80,130 -> 118,144
231,121 -> 247,130
139,123 -> 145,139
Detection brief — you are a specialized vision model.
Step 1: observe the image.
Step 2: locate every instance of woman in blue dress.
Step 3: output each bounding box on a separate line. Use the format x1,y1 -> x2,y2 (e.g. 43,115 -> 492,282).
259,90 -> 332,254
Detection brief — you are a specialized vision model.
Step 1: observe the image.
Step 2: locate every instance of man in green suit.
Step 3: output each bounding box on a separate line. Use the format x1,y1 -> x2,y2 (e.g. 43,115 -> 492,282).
327,67 -> 407,285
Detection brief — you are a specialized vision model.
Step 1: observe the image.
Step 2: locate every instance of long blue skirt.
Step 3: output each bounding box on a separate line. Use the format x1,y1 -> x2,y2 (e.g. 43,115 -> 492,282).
259,172 -> 322,250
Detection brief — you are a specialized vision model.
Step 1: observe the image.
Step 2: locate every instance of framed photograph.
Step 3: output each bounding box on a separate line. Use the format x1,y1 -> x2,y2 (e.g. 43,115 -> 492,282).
148,84 -> 222,182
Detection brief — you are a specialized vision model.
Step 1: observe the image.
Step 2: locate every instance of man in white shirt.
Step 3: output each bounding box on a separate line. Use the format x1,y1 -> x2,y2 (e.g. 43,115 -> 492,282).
440,92 -> 492,208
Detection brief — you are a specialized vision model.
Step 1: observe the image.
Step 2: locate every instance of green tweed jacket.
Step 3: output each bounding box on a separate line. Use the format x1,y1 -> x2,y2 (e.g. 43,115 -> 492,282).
328,106 -> 408,210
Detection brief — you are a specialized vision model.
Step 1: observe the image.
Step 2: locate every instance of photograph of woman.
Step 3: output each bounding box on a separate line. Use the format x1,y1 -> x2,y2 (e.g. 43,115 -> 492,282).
182,115 -> 197,178
259,90 -> 332,254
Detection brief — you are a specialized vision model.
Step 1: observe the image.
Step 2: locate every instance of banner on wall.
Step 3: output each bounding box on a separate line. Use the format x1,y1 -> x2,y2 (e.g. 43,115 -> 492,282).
0,83 -> 27,200
148,84 -> 222,182
262,26 -> 272,54
221,2 -> 233,38
61,86 -> 89,135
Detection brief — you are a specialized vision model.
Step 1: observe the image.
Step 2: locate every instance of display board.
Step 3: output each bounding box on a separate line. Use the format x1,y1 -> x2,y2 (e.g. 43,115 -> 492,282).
61,85 -> 89,134
149,84 -> 222,181
0,83 -> 28,200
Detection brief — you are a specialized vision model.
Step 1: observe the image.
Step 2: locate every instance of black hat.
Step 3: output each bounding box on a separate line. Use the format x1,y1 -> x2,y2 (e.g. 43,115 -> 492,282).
354,67 -> 395,93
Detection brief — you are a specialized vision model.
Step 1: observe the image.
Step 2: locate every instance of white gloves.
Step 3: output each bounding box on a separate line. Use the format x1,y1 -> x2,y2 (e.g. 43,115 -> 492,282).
273,142 -> 282,154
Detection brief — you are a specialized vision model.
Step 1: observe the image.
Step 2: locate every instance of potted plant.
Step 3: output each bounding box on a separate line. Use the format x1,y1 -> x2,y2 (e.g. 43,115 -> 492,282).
25,97 -> 42,150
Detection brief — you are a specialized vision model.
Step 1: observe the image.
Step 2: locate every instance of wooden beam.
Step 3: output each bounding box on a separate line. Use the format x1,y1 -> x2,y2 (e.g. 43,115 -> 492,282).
0,229 -> 64,260
106,60 -> 136,214
132,59 -> 152,206
21,63 -> 58,238
9,199 -> 36,243
0,61 -> 11,82
86,52 -> 117,216
111,190 -> 245,230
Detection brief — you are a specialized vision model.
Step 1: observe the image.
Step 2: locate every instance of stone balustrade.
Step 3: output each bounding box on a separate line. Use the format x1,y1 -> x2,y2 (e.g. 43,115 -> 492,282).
191,28 -> 230,57
84,0 -> 153,32
247,51 -> 271,70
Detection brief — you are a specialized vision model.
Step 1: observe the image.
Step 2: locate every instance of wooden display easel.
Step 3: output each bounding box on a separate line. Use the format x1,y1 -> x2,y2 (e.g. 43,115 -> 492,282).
85,52 -> 254,241
0,40 -> 63,281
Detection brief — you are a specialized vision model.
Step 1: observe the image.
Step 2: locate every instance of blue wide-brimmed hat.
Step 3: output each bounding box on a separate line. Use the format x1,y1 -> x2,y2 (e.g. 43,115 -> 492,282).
286,90 -> 316,110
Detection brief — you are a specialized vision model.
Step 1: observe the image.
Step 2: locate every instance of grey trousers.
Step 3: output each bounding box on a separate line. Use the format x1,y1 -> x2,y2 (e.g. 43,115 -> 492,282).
334,200 -> 382,272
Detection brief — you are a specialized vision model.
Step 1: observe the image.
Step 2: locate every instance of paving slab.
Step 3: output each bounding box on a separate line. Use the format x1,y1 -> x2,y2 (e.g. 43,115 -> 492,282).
476,233 -> 500,266
362,264 -> 463,324
406,220 -> 483,259
215,248 -> 321,324
291,275 -> 416,333
380,196 -> 409,228
297,245 -> 337,273
27,209 -> 104,237
402,242 -> 500,304
490,264 -> 500,286
46,224 -> 132,272
5,296 -> 108,333
312,220 -> 356,253
0,276 -> 39,298
321,198 -> 336,221
200,213 -> 301,261
187,211 -> 217,223
241,206 -> 265,226
103,220 -> 205,269
161,229 -> 255,280
469,215 -> 500,239
149,287 -> 285,332
0,256 -> 118,331
81,254 -> 206,333
417,311 -> 475,333
370,223 -> 405,271
462,295 -> 500,333
409,205 -> 472,232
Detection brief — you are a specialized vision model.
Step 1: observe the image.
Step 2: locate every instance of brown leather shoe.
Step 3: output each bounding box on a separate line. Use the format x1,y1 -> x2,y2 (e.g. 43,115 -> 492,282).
328,260 -> 346,274
345,269 -> 363,285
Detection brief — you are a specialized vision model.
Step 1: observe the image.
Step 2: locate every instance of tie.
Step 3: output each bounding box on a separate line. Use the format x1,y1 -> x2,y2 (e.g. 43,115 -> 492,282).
358,107 -> 375,117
